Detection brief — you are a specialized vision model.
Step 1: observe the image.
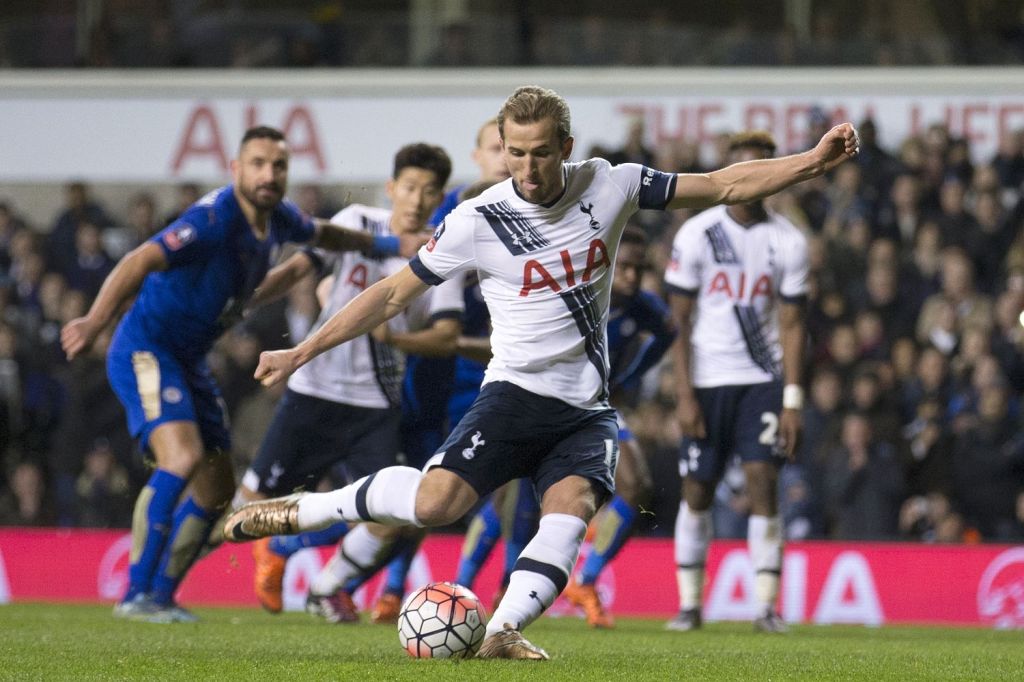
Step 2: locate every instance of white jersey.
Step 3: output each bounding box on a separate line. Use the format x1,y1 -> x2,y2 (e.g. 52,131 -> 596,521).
664,204 -> 808,388
288,204 -> 465,409
412,159 -> 677,409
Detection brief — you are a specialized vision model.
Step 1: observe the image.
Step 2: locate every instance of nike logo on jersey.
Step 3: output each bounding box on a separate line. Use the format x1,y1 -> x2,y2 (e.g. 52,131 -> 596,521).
578,201 -> 600,229
461,431 -> 486,460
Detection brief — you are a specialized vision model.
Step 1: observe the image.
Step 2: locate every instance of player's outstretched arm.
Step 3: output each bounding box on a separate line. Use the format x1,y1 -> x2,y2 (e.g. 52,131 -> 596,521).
666,123 -> 860,210
248,251 -> 317,310
373,317 -> 461,357
313,220 -> 428,258
254,264 -> 430,386
60,242 -> 167,360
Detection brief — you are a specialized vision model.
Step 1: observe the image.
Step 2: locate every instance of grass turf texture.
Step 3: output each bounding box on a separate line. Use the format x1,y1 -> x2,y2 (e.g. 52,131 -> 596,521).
2,603 -> 1022,681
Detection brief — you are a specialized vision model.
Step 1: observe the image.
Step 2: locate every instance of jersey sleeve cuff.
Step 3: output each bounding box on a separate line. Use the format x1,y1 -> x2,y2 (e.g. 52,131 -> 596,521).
780,293 -> 808,305
665,283 -> 699,297
409,255 -> 445,286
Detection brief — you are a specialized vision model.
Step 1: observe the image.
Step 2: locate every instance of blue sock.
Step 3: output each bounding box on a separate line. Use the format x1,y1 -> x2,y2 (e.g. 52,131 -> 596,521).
502,480 -> 539,582
381,543 -> 416,597
455,500 -> 502,588
268,522 -> 349,558
579,494 -> 637,585
124,469 -> 187,602
150,496 -> 219,605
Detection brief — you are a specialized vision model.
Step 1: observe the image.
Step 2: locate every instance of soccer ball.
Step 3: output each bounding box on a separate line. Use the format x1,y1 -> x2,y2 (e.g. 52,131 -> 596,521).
398,582 -> 487,659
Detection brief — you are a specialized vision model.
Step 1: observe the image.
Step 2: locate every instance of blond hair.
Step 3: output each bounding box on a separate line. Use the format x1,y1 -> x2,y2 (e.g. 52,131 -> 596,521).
497,86 -> 572,143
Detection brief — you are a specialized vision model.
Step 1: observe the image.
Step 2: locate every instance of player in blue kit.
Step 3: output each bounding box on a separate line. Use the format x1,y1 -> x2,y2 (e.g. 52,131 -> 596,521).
61,126 -> 419,623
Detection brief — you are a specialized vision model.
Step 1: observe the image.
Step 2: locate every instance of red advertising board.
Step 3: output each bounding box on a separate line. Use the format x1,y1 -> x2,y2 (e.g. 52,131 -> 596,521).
1,529 -> 1021,628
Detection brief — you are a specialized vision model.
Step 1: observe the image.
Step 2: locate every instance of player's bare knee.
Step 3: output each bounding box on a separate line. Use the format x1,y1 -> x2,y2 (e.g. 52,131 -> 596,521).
683,478 -> 715,511
541,476 -> 599,521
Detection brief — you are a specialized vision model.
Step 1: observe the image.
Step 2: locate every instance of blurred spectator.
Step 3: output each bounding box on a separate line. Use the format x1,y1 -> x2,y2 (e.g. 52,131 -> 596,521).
293,184 -> 339,220
916,248 -> 994,351
901,345 -> 952,423
951,383 -> 1024,540
991,129 -> 1024,189
902,398 -> 954,497
162,182 -> 202,227
75,439 -> 133,528
606,117 -> 655,168
46,182 -> 111,276
64,221 -> 115,300
823,412 -> 905,539
0,460 -> 55,526
875,172 -> 923,245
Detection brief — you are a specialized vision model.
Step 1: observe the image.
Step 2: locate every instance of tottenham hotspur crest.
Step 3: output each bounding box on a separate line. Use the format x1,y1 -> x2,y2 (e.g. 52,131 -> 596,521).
579,201 -> 600,230
461,431 -> 486,460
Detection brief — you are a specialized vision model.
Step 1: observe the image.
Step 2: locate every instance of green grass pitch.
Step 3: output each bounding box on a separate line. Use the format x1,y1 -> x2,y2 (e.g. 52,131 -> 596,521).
2,603 -> 1022,681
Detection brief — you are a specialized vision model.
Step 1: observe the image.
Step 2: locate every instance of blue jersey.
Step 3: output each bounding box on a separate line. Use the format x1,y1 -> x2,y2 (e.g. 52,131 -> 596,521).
118,185 -> 316,360
607,289 -> 677,393
107,185 -> 315,452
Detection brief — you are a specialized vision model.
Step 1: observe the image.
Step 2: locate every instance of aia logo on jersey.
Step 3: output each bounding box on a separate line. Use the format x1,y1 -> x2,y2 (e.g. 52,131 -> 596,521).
426,222 -> 445,252
707,271 -> 773,302
578,201 -> 600,230
163,224 -> 196,251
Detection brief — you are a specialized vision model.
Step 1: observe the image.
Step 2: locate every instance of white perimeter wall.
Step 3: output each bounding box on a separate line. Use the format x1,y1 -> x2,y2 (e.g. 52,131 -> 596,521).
3,67 -> 1024,217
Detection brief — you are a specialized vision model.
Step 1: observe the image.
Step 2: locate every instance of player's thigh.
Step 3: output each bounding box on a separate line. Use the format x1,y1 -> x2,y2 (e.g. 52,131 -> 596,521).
343,405 -> 402,479
145,420 -> 205,477
414,468 -> 480,526
242,391 -> 361,496
425,382 -> 541,499
733,381 -> 785,467
678,385 -> 738,490
537,408 -> 619,518
107,345 -> 205,463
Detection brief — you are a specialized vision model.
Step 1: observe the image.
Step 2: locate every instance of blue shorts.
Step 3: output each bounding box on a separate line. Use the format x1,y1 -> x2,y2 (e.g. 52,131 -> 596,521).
107,334 -> 230,454
429,381 -> 618,503
679,381 -> 784,483
244,389 -> 401,496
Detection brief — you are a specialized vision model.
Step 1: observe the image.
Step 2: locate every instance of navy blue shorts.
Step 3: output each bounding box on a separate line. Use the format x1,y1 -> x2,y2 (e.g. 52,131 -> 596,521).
429,381 -> 618,503
679,381 -> 784,483
244,389 -> 401,496
107,335 -> 230,454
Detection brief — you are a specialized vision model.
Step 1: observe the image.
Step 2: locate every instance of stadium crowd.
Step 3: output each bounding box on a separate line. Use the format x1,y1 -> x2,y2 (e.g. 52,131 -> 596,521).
4,1 -> 1024,69
0,115 -> 1022,547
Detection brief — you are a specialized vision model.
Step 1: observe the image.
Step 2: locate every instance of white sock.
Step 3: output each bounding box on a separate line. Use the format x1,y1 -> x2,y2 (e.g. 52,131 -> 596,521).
674,502 -> 711,611
296,466 -> 423,530
486,513 -> 586,638
748,514 -> 782,617
310,524 -> 389,595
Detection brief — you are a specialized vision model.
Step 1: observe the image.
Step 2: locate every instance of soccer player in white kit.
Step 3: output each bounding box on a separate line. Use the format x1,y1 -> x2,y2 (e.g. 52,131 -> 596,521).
234,144 -> 462,617
664,131 -> 808,633
224,87 -> 858,659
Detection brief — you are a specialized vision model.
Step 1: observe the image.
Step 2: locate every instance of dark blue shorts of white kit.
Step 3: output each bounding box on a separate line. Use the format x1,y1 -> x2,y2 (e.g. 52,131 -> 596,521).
245,388 -> 401,496
107,337 -> 230,454
429,381 -> 619,502
679,380 -> 784,483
